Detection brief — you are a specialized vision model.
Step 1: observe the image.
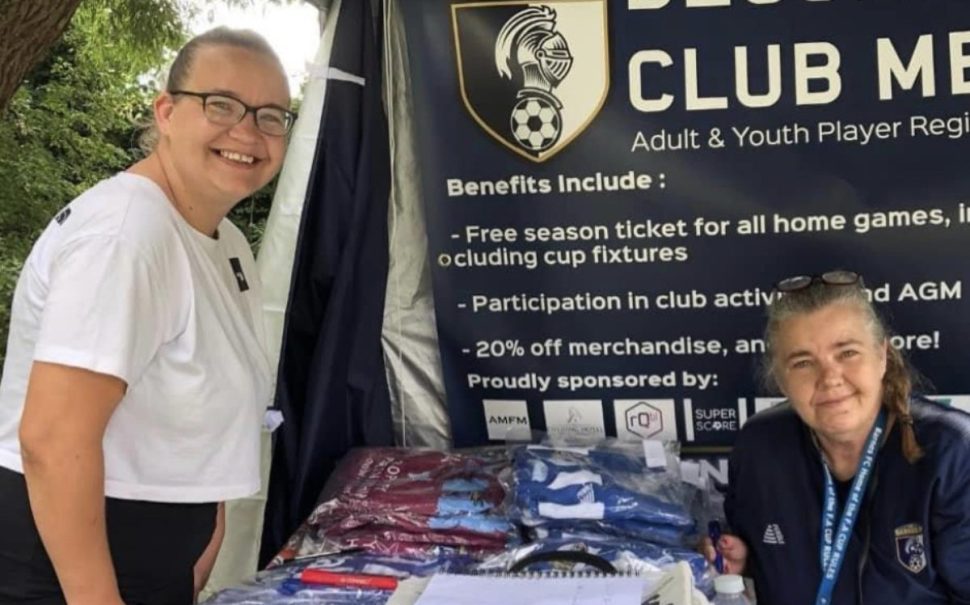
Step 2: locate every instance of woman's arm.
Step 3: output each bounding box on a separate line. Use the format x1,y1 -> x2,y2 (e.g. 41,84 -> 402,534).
19,361 -> 126,605
193,502 -> 226,600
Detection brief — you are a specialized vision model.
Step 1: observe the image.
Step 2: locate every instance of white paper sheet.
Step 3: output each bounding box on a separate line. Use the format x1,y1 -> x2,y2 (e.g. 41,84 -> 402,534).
412,574 -> 643,605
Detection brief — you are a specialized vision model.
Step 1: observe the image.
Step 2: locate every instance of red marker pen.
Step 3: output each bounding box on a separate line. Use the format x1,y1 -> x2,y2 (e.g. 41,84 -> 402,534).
299,569 -> 400,591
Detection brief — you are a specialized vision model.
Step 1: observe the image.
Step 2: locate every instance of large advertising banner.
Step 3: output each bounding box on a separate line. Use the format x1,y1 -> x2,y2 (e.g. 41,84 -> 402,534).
398,0 -> 970,458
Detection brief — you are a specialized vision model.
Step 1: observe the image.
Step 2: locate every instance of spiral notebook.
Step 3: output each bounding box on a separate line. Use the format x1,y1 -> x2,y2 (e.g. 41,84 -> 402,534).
388,562 -> 695,605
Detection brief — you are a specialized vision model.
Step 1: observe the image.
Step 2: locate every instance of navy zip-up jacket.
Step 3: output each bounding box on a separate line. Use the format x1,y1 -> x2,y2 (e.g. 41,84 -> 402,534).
726,398 -> 970,605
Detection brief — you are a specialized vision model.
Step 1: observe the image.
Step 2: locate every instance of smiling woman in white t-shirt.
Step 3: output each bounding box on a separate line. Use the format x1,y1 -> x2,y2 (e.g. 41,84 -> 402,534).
0,26 -> 295,605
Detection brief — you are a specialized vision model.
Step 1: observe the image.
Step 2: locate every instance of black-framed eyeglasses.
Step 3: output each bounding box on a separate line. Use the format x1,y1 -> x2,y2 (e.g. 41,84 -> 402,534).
775,270 -> 863,293
170,90 -> 297,136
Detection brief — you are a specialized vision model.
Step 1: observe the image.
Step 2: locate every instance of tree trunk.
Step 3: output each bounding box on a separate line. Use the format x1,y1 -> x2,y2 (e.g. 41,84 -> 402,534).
0,0 -> 83,112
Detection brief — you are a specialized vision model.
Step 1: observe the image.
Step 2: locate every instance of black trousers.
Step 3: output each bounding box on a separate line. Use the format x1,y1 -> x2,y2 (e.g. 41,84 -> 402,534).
0,466 -> 216,605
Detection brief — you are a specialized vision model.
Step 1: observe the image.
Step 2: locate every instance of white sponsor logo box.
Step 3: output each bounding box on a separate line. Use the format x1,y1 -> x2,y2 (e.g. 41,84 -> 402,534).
483,399 -> 531,440
613,399 -> 677,441
543,399 -> 605,440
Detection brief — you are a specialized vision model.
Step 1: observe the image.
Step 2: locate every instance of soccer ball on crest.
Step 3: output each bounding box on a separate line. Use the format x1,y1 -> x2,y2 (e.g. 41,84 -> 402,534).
510,96 -> 562,152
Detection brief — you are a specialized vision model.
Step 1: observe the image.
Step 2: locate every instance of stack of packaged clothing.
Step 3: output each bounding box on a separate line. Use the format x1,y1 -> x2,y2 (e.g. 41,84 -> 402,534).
513,444 -> 696,544
206,443 -> 719,603
272,447 -> 517,565
509,443 -> 711,589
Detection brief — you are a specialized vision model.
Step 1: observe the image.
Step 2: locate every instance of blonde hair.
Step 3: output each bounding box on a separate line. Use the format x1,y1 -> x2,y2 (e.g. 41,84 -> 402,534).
762,278 -> 923,463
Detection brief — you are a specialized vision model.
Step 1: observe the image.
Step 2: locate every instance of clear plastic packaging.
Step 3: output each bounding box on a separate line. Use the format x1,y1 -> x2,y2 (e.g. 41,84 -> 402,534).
236,440 -> 720,603
509,441 -> 697,544
271,447 -> 517,565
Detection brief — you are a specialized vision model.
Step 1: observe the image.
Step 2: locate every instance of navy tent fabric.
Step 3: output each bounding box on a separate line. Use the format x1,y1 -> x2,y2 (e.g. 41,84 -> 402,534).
260,0 -> 393,567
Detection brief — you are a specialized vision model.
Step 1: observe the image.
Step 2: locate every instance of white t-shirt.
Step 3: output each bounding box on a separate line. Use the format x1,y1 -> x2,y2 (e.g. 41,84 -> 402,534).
0,172 -> 272,502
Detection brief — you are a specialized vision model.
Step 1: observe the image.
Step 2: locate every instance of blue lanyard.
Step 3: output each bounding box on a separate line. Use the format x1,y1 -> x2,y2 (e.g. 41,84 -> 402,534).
814,408 -> 886,605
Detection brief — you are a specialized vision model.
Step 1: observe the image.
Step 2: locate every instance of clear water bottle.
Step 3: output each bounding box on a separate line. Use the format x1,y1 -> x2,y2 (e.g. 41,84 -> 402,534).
712,574 -> 752,604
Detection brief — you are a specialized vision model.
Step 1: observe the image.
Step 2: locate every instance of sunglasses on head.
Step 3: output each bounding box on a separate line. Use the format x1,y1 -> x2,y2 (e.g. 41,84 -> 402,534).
774,270 -> 863,293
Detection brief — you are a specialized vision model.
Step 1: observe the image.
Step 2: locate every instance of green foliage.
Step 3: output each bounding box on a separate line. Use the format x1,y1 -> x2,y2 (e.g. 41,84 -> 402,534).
0,1 -> 185,366
70,0 -> 186,76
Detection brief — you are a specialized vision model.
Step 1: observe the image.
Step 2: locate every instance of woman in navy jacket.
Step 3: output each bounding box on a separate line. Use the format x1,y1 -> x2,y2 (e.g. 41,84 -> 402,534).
709,271 -> 970,604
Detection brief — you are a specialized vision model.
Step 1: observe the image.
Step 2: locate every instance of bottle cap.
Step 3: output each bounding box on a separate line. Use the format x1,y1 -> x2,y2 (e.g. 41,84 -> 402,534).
714,574 -> 745,595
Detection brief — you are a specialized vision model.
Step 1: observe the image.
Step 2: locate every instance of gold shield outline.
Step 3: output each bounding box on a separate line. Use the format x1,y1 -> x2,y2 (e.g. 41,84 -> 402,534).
451,0 -> 610,163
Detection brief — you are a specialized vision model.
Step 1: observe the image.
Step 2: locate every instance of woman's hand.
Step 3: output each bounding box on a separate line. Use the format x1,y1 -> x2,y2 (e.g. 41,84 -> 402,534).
700,533 -> 749,575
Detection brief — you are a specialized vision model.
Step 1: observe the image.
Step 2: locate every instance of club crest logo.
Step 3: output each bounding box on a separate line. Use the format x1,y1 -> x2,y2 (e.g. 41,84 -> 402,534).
894,523 -> 927,574
452,1 -> 608,162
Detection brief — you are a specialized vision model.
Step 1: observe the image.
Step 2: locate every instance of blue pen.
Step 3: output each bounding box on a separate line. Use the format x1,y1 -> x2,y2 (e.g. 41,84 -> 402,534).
709,520 -> 725,573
